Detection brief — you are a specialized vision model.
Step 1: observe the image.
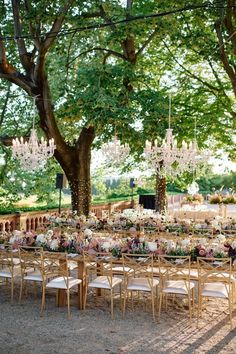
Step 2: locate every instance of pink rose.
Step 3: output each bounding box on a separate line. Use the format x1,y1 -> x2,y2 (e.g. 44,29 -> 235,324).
199,248 -> 206,256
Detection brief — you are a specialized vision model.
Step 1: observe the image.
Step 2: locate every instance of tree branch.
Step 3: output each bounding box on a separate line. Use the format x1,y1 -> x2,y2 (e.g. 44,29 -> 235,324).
136,27 -> 158,57
0,33 -> 33,93
0,82 -> 11,126
42,0 -> 75,53
99,4 -> 117,31
224,0 -> 236,55
24,0 -> 41,50
67,47 -> 127,67
215,19 -> 236,96
163,40 -> 221,94
11,0 -> 33,71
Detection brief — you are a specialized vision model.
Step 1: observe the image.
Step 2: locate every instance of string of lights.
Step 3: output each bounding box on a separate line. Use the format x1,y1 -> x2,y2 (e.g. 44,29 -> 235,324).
0,2 -> 233,42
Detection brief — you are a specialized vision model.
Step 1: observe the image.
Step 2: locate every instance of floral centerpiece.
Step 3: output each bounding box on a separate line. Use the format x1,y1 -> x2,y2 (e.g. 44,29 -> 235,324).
182,193 -> 204,205
209,193 -> 236,204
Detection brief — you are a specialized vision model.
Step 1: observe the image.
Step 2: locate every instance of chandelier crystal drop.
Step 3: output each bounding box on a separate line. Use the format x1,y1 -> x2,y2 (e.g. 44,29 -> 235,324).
12,105 -> 56,171
101,135 -> 130,163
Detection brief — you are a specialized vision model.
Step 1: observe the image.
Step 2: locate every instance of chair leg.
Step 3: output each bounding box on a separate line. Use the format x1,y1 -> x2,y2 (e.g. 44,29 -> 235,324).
79,283 -> 82,310
110,289 -> 114,320
123,288 -> 127,317
83,285 -> 88,310
19,279 -> 23,303
67,289 -> 71,319
119,283 -> 122,311
228,296 -> 232,330
33,281 -> 37,299
10,277 -> 14,304
197,294 -> 202,328
41,284 -> 46,316
158,292 -> 162,323
188,293 -> 192,324
151,290 -> 155,321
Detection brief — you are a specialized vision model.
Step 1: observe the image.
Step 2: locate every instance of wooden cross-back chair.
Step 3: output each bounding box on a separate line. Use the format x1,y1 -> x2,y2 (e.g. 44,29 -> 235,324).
41,252 -> 82,319
197,257 -> 235,329
83,251 -> 123,319
0,245 -> 21,303
122,253 -> 159,321
158,255 -> 195,323
18,246 -> 44,302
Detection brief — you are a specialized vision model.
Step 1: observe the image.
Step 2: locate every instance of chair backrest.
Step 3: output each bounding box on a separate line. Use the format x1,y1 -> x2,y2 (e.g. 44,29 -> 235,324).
83,251 -> 113,287
197,257 -> 232,285
122,253 -> 154,283
158,255 -> 191,282
19,246 -> 44,275
42,252 -> 69,282
0,245 -> 16,275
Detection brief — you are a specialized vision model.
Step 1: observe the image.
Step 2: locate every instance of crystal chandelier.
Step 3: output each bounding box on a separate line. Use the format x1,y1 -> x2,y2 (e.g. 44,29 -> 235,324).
144,95 -> 201,177
101,135 -> 130,163
12,103 -> 56,171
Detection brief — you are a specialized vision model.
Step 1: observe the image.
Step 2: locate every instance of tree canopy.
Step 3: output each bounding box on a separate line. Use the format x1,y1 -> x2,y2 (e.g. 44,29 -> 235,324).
0,0 -> 236,212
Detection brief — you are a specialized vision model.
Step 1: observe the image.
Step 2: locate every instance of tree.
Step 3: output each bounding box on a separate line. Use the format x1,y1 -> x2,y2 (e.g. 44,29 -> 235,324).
0,0 -> 96,214
1,0 -> 235,216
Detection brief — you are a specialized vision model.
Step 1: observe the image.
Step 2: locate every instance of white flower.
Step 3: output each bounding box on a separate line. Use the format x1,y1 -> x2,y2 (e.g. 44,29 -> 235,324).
9,236 -> 17,244
36,234 -> 47,244
13,230 -> 23,238
231,241 -> 236,249
181,239 -> 190,247
102,241 -> 111,251
84,229 -> 93,238
217,234 -> 226,243
147,242 -> 157,252
49,239 -> 59,251
167,240 -> 176,250
46,230 -> 53,238
211,220 -> 220,229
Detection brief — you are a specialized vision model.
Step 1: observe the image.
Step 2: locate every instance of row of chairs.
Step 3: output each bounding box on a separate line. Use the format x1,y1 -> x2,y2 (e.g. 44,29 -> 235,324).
0,246 -> 235,328
90,254 -> 235,329
0,246 -> 82,318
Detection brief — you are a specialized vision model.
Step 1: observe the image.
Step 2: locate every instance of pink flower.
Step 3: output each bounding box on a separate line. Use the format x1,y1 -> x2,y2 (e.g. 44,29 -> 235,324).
199,248 -> 206,256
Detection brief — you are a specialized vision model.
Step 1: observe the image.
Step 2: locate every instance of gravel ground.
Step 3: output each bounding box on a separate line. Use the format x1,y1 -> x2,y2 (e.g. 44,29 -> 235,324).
0,282 -> 235,354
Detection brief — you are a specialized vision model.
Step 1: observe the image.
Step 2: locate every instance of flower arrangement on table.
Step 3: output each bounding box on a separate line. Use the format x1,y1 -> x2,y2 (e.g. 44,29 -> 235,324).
209,193 -> 236,204
182,193 -> 204,205
43,208 -> 236,237
1,227 -> 236,261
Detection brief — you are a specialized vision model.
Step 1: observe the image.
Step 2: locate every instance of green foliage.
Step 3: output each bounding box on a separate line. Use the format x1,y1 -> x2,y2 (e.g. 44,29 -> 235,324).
1,0 -> 236,208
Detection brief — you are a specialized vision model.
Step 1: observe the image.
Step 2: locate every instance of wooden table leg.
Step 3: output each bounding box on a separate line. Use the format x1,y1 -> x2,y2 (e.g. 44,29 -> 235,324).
57,289 -> 66,307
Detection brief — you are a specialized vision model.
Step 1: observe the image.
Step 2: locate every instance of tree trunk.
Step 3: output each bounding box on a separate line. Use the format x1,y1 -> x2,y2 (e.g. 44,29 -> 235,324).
36,94 -> 95,216
66,129 -> 93,215
155,170 -> 167,214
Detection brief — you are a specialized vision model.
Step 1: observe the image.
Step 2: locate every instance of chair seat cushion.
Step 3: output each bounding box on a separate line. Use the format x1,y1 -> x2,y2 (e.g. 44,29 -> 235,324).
88,276 -> 122,289
5,257 -> 21,265
147,267 -> 166,275
24,270 -> 43,282
201,282 -> 230,298
112,266 -> 131,273
127,277 -> 159,292
163,280 -> 195,294
46,276 -> 82,289
0,266 -> 21,278
178,269 -> 198,279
